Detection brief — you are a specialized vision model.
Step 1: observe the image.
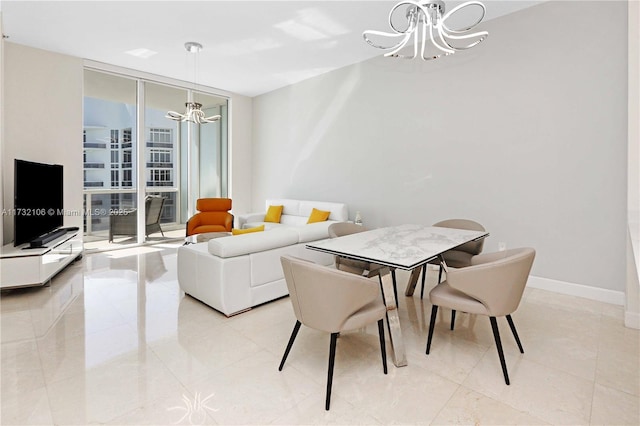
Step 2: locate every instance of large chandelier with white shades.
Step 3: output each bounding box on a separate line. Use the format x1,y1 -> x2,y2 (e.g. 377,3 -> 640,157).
166,42 -> 221,124
363,0 -> 488,60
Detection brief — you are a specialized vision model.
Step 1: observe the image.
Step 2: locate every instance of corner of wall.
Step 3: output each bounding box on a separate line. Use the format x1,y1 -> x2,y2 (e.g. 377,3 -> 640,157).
626,0 -> 640,329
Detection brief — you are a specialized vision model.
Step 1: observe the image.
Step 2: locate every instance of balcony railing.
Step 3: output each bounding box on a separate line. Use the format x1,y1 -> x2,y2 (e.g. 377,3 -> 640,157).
83,163 -> 105,169
83,142 -> 107,149
146,142 -> 173,148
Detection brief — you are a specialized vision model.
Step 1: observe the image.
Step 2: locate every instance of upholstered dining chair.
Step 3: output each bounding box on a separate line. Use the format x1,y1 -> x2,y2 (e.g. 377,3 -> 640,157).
279,255 -> 388,410
328,222 -> 399,305
425,247 -> 535,385
420,219 -> 486,330
186,198 -> 233,236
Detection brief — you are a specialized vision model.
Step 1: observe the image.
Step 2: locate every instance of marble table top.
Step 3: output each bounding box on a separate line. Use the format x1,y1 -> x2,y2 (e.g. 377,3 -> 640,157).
306,224 -> 489,270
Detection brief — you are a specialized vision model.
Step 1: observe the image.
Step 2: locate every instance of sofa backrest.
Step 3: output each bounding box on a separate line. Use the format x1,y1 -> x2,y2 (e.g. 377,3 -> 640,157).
265,199 -> 348,223
208,228 -> 299,258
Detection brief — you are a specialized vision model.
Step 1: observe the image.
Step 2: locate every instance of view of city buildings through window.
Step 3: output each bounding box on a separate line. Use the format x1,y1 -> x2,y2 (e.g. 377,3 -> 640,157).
83,69 -> 228,247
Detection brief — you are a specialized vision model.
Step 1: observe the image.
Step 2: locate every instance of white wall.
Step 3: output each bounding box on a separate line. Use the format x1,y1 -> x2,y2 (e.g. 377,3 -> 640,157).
2,42 -> 84,245
252,1 -> 628,293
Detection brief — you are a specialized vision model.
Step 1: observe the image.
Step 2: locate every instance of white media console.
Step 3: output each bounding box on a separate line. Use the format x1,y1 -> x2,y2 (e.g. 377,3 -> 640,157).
0,230 -> 83,289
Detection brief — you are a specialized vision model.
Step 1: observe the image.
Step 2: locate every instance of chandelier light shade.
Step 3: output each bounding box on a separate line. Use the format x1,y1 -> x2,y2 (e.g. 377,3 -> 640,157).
363,0 -> 488,60
166,42 -> 221,124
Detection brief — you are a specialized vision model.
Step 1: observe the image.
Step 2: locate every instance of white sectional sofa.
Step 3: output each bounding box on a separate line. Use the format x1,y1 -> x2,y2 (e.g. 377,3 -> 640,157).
177,199 -> 348,316
237,198 -> 349,229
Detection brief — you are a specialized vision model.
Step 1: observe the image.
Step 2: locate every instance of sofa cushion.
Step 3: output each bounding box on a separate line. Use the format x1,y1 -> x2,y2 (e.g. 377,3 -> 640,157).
294,221 -> 335,243
208,228 -> 299,258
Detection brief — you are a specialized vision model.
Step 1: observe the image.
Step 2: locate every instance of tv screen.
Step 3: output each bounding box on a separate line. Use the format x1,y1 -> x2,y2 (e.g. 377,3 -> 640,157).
14,159 -> 64,246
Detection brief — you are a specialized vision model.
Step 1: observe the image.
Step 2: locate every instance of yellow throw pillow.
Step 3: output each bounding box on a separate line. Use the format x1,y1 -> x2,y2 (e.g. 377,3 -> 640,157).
264,205 -> 283,223
232,225 -> 265,235
307,208 -> 331,224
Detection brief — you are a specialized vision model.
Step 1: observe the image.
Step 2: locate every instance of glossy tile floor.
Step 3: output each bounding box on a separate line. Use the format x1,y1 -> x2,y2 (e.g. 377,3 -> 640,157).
2,243 -> 639,425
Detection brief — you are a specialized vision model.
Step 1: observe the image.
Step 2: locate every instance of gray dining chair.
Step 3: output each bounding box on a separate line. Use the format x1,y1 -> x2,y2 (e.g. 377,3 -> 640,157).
328,222 -> 399,305
420,219 -> 486,330
279,255 -> 388,410
425,247 -> 535,385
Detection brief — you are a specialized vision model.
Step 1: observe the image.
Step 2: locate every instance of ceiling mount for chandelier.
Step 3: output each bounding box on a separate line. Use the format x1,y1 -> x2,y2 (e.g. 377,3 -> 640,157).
166,42 -> 221,124
363,0 -> 488,60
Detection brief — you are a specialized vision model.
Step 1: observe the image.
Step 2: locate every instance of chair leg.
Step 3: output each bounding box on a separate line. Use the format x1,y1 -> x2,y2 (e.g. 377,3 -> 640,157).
506,314 -> 524,353
489,317 -> 510,385
326,332 -> 338,411
425,305 -> 438,354
278,321 -> 301,371
450,310 -> 456,330
377,319 -> 388,374
420,264 -> 427,299
437,264 -> 443,283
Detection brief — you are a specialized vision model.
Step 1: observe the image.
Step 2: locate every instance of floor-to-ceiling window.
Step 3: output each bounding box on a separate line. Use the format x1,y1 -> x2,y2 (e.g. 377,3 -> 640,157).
83,70 -> 139,247
82,69 -> 229,250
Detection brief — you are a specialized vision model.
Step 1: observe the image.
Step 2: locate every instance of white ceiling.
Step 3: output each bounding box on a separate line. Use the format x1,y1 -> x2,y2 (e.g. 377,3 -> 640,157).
1,0 -> 545,97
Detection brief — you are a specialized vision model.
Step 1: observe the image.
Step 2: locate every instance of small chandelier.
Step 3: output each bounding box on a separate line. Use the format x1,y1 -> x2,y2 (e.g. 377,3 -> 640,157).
166,42 -> 221,124
363,0 -> 488,60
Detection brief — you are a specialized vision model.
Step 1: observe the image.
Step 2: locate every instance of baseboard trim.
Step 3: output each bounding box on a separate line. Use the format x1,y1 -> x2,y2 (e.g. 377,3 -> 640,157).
625,311 -> 640,329
527,275 -> 625,306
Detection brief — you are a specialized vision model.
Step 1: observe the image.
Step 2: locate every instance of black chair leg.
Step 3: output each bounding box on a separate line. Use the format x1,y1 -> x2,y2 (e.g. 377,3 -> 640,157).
425,305 -> 438,354
437,264 -> 443,283
377,319 -> 387,374
506,314 -> 524,353
490,317 -> 510,385
278,321 -> 301,371
326,333 -> 338,410
450,310 -> 456,330
420,264 -> 427,299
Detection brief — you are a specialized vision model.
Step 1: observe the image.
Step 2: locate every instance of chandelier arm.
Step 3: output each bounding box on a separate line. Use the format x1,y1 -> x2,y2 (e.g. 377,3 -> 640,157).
441,1 -> 486,33
439,26 -> 488,50
166,111 -> 186,121
363,30 -> 412,50
388,1 -> 422,34
384,32 -> 415,58
430,22 -> 455,54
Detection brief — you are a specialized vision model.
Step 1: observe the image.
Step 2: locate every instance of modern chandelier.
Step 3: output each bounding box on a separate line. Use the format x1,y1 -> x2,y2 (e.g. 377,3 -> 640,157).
166,42 -> 221,124
363,0 -> 488,60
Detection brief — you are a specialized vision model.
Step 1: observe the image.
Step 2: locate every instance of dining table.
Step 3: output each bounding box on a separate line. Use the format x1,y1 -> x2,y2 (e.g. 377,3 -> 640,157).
306,224 -> 489,367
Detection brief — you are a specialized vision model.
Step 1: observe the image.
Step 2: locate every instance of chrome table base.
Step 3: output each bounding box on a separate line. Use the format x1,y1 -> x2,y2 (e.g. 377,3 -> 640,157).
376,268 -> 407,367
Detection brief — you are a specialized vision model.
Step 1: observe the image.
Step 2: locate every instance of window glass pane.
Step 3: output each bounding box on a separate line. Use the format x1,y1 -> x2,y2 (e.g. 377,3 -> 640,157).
83,70 -> 138,243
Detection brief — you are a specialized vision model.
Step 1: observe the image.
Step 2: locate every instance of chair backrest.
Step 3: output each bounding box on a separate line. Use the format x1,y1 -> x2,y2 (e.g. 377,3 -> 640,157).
280,255 -> 381,333
196,198 -> 232,212
433,218 -> 485,255
145,196 -> 165,225
447,247 -> 535,316
328,222 -> 369,238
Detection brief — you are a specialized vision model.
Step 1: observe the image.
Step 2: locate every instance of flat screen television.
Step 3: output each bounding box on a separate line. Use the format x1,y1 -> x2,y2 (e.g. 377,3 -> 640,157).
14,159 -> 64,246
